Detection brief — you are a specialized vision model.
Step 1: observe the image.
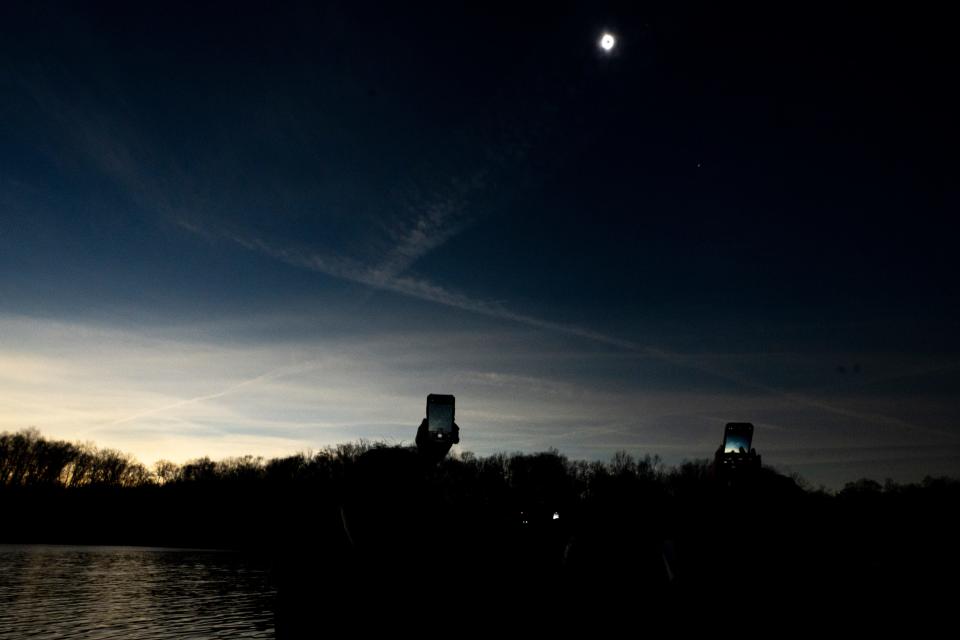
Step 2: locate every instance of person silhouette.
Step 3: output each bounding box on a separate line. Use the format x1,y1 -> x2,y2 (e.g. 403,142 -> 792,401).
338,404 -> 460,570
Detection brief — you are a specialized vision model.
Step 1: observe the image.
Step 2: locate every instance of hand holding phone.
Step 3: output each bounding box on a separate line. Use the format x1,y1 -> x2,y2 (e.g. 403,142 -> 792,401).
416,394 -> 459,463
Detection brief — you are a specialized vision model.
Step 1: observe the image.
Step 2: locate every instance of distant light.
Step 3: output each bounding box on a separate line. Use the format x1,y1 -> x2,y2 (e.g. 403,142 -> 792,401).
552,512 -> 560,520
599,33 -> 616,52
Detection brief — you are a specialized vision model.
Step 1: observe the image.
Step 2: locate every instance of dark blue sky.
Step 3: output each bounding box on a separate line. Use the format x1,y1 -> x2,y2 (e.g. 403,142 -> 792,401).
1,1 -> 958,487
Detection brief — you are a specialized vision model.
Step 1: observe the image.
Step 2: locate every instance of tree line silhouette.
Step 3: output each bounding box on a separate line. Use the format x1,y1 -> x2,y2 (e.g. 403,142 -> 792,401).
2,427 -> 957,626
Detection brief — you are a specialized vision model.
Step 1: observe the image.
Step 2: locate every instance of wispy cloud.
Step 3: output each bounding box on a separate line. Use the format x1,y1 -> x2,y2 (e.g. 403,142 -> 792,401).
186,227 -> 960,446
16,69 -> 187,220
372,171 -> 487,282
4,311 -> 958,486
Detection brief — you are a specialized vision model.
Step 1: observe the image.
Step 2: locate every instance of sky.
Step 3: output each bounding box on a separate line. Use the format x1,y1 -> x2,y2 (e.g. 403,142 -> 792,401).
1,1 -> 958,488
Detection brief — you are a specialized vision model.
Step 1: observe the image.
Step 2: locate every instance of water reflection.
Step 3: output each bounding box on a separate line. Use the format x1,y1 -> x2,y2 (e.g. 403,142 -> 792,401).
0,545 -> 275,639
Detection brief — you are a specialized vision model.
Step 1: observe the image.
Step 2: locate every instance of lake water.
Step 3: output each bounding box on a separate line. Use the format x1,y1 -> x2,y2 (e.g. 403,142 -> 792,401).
0,545 -> 275,639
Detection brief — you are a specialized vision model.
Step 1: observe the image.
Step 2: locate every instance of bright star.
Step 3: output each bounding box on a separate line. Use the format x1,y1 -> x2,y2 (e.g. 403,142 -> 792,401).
600,33 -> 616,52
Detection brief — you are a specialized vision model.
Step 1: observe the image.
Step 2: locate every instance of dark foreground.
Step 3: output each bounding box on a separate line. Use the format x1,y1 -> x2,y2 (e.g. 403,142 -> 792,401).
271,449 -> 958,634
2,432 -> 958,634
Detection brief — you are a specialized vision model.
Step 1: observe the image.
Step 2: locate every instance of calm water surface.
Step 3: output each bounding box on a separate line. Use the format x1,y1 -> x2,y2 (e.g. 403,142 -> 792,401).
0,545 -> 275,639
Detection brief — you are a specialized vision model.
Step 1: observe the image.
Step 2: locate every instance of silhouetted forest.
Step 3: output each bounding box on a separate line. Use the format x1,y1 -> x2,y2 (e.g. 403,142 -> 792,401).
2,428 -> 957,628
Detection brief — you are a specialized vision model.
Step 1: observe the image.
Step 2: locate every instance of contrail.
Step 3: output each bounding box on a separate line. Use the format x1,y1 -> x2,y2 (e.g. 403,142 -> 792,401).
102,359 -> 325,427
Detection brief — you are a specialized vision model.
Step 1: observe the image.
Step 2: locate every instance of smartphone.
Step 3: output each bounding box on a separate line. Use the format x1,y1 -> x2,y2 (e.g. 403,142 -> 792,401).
723,422 -> 754,454
427,394 -> 455,440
